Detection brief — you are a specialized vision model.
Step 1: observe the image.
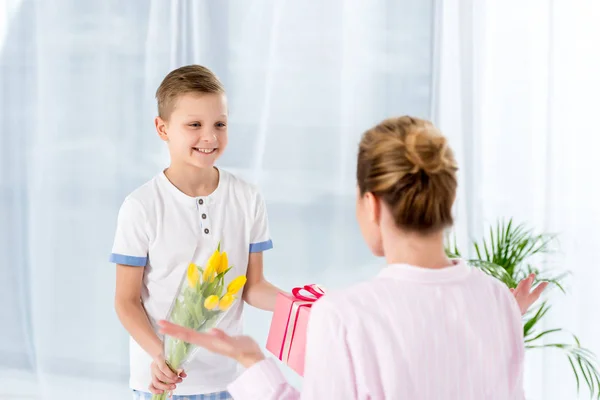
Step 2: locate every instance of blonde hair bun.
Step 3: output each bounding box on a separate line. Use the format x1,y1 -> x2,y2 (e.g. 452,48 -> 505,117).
356,116 -> 458,233
404,125 -> 457,175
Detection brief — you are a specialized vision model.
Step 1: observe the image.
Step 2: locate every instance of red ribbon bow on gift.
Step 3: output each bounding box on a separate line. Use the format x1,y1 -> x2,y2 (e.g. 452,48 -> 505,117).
291,284 -> 326,302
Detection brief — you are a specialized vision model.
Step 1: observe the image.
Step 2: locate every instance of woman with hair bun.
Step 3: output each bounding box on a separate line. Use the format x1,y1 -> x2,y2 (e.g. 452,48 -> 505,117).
159,116 -> 544,400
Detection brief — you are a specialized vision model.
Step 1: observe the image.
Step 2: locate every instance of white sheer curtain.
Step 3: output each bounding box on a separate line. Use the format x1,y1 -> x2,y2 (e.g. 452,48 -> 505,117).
435,0 -> 600,399
0,1 -> 434,398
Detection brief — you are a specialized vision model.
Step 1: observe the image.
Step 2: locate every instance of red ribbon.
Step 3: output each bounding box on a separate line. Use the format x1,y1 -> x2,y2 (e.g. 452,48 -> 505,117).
291,284 -> 326,302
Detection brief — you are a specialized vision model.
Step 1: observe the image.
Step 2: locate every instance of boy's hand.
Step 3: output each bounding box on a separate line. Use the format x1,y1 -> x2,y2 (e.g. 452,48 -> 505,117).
148,357 -> 186,395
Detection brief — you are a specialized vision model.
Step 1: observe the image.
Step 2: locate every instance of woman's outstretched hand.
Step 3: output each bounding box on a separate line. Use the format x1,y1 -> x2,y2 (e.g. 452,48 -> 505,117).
158,320 -> 266,369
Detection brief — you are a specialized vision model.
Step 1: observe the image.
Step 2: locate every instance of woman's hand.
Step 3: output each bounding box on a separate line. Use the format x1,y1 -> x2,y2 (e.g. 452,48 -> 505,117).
158,321 -> 266,369
511,273 -> 548,315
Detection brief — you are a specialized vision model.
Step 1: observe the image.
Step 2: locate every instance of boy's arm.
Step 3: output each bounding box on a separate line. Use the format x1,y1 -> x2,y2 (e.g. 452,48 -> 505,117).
115,264 -> 182,393
115,264 -> 163,358
111,197 -> 182,393
243,252 -> 285,312
245,189 -> 284,311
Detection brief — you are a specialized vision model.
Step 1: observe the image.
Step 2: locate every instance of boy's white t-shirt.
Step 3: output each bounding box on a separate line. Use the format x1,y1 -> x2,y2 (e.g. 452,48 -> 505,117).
110,168 -> 273,395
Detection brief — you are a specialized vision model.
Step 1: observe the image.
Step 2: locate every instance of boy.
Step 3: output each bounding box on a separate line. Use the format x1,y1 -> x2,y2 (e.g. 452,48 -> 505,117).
111,65 -> 282,399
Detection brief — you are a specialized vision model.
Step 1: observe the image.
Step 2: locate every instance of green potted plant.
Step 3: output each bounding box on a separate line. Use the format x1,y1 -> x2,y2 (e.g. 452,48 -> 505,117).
446,219 -> 600,398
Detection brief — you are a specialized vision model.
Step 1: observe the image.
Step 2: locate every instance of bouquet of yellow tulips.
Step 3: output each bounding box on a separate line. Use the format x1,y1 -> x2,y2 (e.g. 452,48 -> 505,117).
152,242 -> 247,400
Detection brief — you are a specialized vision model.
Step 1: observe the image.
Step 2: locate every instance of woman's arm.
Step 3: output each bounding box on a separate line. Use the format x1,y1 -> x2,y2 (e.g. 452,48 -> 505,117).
158,298 -> 358,399
232,299 -> 357,399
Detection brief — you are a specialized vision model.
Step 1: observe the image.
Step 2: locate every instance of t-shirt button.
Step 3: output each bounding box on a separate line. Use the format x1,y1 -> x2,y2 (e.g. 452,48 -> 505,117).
198,199 -> 204,205
202,213 -> 207,219
204,228 -> 209,234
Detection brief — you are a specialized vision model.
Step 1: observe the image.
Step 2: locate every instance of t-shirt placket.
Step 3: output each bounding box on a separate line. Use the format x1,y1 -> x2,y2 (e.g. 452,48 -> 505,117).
197,197 -> 211,236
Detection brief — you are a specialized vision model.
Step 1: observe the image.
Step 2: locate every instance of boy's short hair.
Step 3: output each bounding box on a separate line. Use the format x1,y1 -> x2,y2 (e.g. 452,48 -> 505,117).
155,65 -> 225,119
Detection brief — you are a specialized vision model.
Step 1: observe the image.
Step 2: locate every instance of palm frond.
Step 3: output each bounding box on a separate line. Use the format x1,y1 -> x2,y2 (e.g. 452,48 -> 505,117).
464,259 -> 517,288
444,232 -> 461,258
523,301 -> 551,338
472,219 -> 556,276
527,334 -> 600,399
524,328 -> 562,343
534,270 -> 570,294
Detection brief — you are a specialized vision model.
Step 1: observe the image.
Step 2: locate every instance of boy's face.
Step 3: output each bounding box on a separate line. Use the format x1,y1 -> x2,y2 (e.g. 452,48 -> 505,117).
155,93 -> 228,169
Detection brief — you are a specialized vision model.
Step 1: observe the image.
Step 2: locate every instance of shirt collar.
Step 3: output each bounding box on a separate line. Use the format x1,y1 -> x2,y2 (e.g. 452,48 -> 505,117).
377,259 -> 471,283
158,167 -> 228,209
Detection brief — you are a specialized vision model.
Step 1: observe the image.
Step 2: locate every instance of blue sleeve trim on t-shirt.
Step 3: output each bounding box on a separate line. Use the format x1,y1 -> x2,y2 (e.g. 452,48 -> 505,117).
249,239 -> 273,253
109,253 -> 147,267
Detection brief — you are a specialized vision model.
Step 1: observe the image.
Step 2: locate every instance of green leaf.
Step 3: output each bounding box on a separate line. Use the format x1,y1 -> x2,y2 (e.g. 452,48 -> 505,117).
170,298 -> 190,326
195,310 -> 222,332
183,289 -> 199,326
527,338 -> 600,398
466,259 -> 517,288
203,277 -> 220,298
444,232 -> 462,258
525,328 -> 562,343
215,267 -> 232,281
535,271 -> 569,294
477,241 -> 486,261
523,302 -> 551,337
472,218 -> 556,279
194,297 -> 205,329
578,356 -> 593,394
568,356 -> 581,393
169,339 -> 188,370
169,298 -> 181,323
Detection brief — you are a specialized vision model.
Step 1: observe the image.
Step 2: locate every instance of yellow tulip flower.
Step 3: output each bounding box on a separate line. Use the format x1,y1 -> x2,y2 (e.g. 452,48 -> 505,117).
217,252 -> 229,274
227,276 -> 247,295
202,263 -> 215,283
187,263 -> 199,288
203,249 -> 221,282
204,295 -> 219,310
219,294 -> 236,311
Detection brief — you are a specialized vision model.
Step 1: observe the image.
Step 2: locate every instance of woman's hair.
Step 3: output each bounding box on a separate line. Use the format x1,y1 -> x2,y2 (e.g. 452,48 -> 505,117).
357,116 -> 458,233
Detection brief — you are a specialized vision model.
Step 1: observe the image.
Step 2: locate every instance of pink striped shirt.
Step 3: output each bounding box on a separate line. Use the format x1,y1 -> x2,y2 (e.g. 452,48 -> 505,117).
228,261 -> 525,399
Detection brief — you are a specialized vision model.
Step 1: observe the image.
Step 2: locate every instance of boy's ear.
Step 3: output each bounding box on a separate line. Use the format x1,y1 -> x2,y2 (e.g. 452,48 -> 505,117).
155,117 -> 169,142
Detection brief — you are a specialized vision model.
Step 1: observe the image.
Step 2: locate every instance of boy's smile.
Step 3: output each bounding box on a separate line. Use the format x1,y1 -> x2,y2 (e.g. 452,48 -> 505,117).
192,147 -> 217,155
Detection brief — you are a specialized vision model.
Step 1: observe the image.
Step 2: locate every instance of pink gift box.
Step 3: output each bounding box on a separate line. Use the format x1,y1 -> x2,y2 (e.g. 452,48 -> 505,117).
266,285 -> 325,376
